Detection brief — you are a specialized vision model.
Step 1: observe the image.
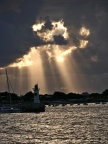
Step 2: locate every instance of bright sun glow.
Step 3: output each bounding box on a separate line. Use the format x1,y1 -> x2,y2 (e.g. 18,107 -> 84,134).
32,20 -> 69,42
32,22 -> 44,31
55,46 -> 77,62
9,45 -> 76,68
9,47 -> 36,68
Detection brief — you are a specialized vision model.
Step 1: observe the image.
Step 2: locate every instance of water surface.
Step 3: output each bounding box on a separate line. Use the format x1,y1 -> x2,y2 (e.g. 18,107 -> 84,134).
0,103 -> 108,143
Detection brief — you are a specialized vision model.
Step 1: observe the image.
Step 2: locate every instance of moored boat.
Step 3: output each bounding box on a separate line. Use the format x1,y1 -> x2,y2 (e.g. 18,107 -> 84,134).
0,106 -> 20,113
0,69 -> 21,113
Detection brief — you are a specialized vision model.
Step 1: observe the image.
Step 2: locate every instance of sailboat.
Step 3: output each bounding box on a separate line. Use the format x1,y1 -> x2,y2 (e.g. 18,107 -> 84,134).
0,69 -> 20,113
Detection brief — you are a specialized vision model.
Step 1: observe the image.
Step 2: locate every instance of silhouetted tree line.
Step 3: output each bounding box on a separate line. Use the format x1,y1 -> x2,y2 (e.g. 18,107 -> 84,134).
0,89 -> 108,104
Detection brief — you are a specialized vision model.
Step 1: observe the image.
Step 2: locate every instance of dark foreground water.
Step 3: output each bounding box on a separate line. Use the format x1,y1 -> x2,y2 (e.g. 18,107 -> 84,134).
0,103 -> 108,144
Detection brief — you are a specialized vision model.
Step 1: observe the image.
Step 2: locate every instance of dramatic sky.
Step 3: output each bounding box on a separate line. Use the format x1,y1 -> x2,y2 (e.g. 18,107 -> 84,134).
0,0 -> 108,94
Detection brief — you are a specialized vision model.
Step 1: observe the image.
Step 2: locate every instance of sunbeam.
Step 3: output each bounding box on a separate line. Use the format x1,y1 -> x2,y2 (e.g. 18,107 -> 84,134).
0,18 -> 92,94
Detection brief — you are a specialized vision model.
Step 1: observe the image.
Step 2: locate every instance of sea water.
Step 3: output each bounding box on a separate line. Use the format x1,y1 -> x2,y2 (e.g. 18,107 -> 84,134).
0,103 -> 108,144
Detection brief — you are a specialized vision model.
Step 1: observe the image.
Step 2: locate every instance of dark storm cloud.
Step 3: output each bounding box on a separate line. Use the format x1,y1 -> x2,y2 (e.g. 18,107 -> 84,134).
0,0 -> 43,25
38,0 -> 108,75
42,16 -> 53,30
0,21 -> 47,67
0,0 -> 108,94
53,35 -> 68,45
0,0 -> 108,77
0,0 -> 44,67
0,0 -> 23,13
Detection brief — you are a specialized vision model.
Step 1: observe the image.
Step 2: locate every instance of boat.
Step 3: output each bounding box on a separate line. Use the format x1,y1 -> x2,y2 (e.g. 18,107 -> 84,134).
0,106 -> 20,113
0,69 -> 21,113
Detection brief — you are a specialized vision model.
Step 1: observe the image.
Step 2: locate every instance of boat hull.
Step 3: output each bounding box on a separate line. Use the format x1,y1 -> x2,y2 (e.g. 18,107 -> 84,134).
0,107 -> 20,113
0,103 -> 45,113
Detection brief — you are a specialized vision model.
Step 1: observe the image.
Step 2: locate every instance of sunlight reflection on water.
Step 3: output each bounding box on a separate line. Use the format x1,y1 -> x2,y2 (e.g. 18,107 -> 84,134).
0,103 -> 108,144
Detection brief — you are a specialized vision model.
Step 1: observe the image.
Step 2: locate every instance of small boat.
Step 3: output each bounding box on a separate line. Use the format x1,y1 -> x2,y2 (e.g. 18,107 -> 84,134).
0,106 -> 20,113
0,69 -> 20,113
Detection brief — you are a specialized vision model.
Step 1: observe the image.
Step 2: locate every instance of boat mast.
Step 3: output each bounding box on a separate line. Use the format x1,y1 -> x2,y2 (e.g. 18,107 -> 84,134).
5,69 -> 12,105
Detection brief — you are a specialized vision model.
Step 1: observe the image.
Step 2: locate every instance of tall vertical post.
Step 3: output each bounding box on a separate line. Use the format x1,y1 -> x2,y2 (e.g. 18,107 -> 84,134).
5,69 -> 12,105
33,84 -> 40,103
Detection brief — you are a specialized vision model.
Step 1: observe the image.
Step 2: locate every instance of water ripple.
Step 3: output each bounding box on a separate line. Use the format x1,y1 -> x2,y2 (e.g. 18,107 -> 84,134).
0,103 -> 108,143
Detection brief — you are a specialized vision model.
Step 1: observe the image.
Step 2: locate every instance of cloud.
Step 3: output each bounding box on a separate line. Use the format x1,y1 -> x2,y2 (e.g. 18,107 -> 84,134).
37,0 -> 108,75
53,34 -> 68,45
0,0 -> 44,67
79,27 -> 90,38
32,19 -> 69,45
0,21 -> 46,67
42,16 -> 53,30
0,0 -> 23,13
0,0 -> 108,76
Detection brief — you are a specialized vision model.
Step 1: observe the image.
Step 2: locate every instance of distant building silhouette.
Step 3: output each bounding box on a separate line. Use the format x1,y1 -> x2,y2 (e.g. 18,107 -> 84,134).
33,84 -> 40,103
